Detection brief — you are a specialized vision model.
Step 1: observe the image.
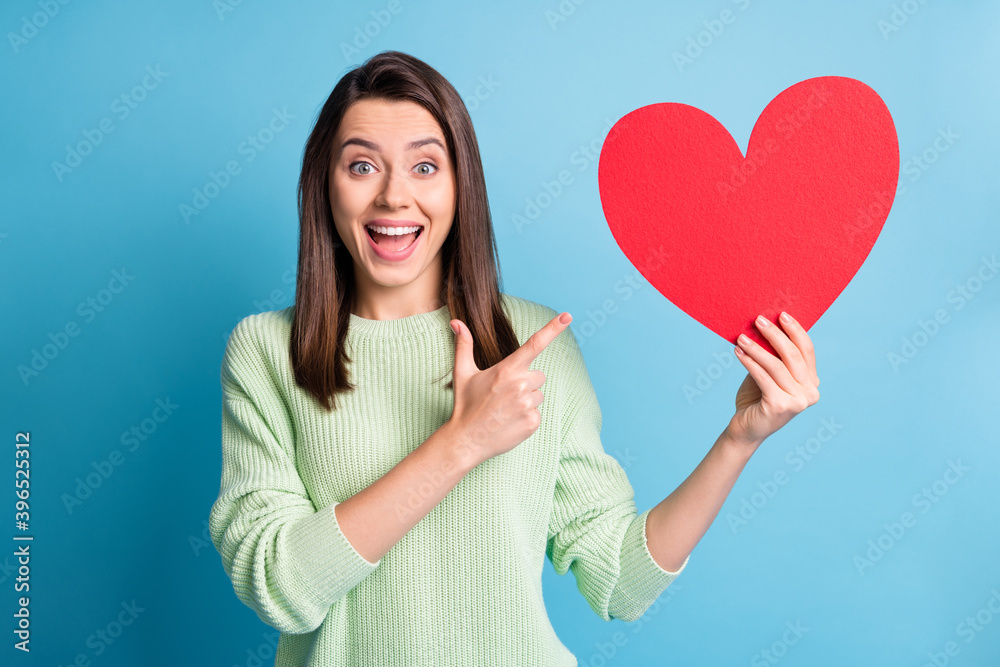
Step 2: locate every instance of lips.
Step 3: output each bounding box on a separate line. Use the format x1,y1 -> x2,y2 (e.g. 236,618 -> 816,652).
364,222 -> 423,261
365,225 -> 423,243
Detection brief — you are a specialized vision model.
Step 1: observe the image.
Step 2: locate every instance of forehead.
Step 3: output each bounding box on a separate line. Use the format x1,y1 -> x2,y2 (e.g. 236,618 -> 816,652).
337,98 -> 445,142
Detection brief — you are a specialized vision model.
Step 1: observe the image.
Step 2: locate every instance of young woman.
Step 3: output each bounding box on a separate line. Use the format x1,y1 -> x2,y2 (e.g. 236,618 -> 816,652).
209,50 -> 820,666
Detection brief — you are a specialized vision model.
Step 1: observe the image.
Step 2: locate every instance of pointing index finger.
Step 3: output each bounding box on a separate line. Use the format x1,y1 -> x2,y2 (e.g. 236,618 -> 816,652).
508,312 -> 572,369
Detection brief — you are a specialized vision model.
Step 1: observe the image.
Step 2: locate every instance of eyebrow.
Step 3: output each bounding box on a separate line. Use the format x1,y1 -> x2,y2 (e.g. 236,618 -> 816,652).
338,136 -> 445,160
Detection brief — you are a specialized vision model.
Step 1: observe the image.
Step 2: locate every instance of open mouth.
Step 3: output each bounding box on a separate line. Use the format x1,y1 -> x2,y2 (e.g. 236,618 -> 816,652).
365,224 -> 424,252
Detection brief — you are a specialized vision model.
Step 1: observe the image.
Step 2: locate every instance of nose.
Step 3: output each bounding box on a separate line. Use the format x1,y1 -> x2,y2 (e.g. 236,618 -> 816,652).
374,167 -> 410,209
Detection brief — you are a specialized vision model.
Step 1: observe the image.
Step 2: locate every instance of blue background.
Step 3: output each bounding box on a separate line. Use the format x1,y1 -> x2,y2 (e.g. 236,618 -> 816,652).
2,1 -> 998,665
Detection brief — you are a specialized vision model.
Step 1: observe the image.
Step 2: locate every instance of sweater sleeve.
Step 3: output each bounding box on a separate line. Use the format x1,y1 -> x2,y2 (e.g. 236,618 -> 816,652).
208,316 -> 381,635
545,327 -> 688,623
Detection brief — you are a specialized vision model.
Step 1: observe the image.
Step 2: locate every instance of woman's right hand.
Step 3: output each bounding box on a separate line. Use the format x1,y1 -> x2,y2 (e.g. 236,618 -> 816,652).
446,312 -> 572,466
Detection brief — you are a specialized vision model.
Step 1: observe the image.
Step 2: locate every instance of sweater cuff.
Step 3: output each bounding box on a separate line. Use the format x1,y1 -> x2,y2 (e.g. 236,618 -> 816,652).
612,507 -> 688,619
283,501 -> 381,606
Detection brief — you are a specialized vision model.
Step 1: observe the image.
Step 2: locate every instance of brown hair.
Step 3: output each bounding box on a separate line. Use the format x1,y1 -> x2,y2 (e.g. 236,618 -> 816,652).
291,50 -> 519,411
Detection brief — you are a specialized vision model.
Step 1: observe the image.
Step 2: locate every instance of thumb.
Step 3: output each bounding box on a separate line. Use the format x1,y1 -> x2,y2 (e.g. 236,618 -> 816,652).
450,319 -> 479,378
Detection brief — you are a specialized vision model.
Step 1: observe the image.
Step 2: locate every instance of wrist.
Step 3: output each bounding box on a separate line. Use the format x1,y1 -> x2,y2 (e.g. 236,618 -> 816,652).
720,423 -> 764,459
436,420 -> 483,474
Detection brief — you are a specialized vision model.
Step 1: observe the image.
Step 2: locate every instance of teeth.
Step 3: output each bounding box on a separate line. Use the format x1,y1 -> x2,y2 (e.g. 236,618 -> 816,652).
366,224 -> 422,236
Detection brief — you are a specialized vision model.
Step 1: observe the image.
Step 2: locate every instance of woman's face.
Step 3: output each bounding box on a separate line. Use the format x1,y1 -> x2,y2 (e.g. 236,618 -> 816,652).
329,98 -> 457,311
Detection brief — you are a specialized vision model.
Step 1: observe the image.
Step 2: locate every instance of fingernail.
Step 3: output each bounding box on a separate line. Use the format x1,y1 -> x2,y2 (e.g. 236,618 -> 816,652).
738,334 -> 751,345
450,322 -> 458,334
780,311 -> 792,324
559,313 -> 571,325
756,315 -> 770,328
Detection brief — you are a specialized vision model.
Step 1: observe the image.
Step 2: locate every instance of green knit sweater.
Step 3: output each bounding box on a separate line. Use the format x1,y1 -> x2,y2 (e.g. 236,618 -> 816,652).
208,292 -> 687,666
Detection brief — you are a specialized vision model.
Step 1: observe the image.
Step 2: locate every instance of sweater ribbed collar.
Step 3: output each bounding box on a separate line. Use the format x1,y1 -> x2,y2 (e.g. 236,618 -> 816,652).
347,304 -> 452,339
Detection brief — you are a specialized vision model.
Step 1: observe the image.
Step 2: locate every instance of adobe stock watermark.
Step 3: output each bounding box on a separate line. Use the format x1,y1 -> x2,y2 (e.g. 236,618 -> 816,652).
562,405 -> 640,478
852,459 -> 970,576
391,384 -> 556,525
681,288 -> 796,404
575,244 -> 672,349
61,396 -> 180,514
899,127 -> 960,193
510,117 -> 615,234
214,0 -> 245,21
0,554 -> 18,586
339,0 -> 413,62
920,588 -> 1000,667
189,518 -> 214,557
544,0 -> 590,31
843,127 -> 959,244
887,254 -> 997,372
7,0 -> 72,54
516,534 -> 547,571
878,0 -> 932,40
54,599 -> 145,667
842,185 -> 897,246
393,417 -> 498,524
612,448 -> 638,473
578,584 -> 683,666
17,267 -> 135,386
716,84 -> 832,200
681,345 -> 739,404
178,107 -> 295,224
219,251 -> 341,344
672,0 -> 755,73
393,462 -> 454,524
462,73 -> 501,113
750,620 -> 808,667
246,264 -> 297,313
52,65 -> 169,182
726,417 -> 842,534
234,630 -> 280,667
220,264 -> 298,344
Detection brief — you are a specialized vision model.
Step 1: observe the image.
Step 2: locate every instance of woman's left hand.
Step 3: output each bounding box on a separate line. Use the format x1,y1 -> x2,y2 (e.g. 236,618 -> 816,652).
726,311 -> 821,452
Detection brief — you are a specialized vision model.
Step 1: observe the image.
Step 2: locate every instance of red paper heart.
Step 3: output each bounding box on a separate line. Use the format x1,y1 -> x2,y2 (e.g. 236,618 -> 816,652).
598,76 -> 899,357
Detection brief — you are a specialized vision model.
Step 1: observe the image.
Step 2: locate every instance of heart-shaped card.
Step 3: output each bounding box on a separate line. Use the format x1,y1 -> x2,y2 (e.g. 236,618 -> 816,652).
598,76 -> 899,356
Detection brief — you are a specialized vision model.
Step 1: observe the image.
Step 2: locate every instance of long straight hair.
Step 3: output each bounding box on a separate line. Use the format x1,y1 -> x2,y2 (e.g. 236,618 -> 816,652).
291,50 -> 519,412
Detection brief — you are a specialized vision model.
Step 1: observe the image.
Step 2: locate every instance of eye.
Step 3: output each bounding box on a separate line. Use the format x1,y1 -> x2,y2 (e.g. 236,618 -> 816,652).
349,161 -> 375,175
414,162 -> 438,176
